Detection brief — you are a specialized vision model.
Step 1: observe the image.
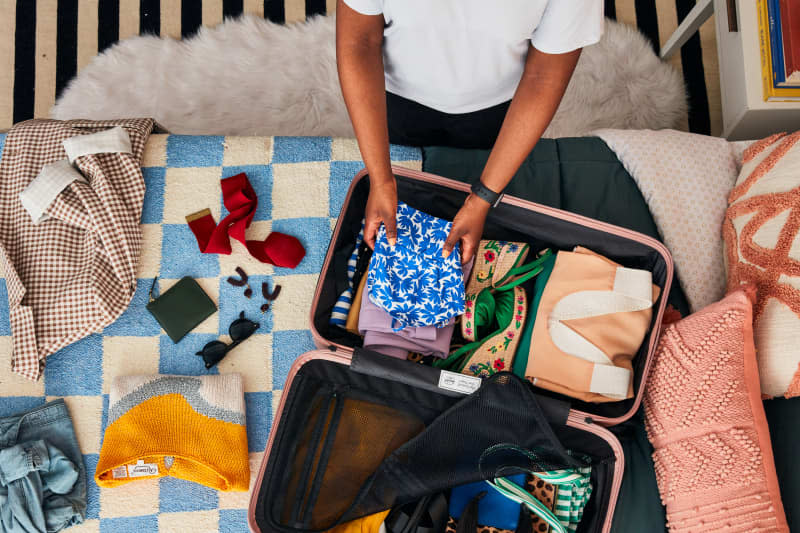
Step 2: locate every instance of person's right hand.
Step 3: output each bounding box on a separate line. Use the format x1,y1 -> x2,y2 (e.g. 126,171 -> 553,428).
364,177 -> 398,249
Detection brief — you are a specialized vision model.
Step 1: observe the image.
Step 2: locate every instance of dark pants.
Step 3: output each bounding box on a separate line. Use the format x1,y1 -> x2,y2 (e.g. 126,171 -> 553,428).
386,92 -> 511,149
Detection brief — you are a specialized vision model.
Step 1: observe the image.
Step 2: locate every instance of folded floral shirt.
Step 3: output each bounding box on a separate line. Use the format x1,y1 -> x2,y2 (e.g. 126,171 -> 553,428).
360,258 -> 473,359
367,202 -> 466,329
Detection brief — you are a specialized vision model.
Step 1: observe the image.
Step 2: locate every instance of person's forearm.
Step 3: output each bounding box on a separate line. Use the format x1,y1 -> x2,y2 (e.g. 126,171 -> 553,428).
479,46 -> 581,194
336,3 -> 394,186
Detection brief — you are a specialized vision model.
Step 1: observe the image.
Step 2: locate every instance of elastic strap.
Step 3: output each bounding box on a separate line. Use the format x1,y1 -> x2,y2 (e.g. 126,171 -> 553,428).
454,491 -> 485,533
494,265 -> 543,292
385,493 -> 447,533
495,249 -> 553,290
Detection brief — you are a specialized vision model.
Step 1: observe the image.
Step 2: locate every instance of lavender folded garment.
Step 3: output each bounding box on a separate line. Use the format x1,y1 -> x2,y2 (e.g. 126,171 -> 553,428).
359,259 -> 473,359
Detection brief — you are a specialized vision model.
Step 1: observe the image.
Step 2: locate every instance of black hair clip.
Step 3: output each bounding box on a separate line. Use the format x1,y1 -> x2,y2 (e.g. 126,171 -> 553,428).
260,282 -> 282,313
227,267 -> 252,298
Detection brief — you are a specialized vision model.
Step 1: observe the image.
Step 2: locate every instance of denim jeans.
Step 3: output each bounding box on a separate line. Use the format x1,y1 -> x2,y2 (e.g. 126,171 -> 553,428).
0,400 -> 86,533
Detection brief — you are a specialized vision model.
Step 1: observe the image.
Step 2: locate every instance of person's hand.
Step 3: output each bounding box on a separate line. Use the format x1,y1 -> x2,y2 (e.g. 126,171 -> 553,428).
442,194 -> 491,263
364,177 -> 398,249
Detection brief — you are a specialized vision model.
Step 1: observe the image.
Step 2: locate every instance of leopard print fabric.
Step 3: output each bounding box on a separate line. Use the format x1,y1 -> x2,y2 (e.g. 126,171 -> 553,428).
445,476 -> 556,533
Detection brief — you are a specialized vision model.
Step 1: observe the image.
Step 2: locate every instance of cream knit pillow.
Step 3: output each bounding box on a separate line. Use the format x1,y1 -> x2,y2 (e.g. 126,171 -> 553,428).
723,132 -> 800,398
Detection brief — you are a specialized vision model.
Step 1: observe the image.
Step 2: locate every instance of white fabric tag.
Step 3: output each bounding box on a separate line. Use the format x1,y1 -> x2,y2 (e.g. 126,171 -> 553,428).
127,460 -> 159,478
62,126 -> 132,163
111,465 -> 128,479
19,159 -> 87,224
438,370 -> 481,395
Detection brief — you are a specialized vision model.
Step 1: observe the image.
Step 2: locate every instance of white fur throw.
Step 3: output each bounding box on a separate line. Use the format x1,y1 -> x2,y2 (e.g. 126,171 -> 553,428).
52,15 -> 686,138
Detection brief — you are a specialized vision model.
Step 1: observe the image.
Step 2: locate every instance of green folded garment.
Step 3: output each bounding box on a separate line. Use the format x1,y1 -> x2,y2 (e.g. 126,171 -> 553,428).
513,252 -> 557,378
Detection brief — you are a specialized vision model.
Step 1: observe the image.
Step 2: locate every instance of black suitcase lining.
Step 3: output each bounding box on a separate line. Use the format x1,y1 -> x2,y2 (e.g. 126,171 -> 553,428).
312,173 -> 670,421
255,359 -> 616,533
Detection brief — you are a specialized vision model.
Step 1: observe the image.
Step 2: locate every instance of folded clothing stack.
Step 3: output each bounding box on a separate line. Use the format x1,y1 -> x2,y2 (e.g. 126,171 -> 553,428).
95,373 -> 250,492
359,258 -> 473,359
367,202 -> 467,330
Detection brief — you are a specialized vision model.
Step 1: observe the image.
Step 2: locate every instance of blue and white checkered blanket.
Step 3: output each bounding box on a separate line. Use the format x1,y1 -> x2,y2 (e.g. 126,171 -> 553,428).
0,133 -> 421,533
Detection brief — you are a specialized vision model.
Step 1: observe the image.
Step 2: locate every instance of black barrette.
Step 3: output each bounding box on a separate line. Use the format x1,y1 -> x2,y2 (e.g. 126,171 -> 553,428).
227,266 -> 252,298
260,282 -> 282,313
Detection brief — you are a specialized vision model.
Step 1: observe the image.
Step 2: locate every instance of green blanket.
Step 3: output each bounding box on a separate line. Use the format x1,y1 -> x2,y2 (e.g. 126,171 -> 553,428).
423,138 -> 800,533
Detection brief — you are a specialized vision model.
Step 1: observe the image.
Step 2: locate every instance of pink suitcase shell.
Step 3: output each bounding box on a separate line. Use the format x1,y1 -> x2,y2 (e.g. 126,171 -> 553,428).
249,166 -> 674,533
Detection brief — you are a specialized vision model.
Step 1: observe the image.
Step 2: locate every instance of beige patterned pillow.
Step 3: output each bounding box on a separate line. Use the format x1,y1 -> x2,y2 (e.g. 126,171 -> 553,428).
723,132 -> 800,398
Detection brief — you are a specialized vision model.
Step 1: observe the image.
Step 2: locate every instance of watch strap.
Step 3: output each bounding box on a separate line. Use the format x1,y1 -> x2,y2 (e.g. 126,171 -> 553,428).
471,181 -> 503,208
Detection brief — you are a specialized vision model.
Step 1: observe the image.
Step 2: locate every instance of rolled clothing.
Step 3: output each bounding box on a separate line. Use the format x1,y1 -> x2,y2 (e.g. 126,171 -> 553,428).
360,259 -> 473,359
0,400 -> 86,533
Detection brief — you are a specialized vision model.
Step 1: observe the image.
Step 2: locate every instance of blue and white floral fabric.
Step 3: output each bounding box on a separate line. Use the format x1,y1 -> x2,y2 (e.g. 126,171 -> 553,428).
367,202 -> 466,329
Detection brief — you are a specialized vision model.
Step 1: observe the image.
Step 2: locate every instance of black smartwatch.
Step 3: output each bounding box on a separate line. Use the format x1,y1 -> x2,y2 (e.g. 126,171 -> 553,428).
470,181 -> 504,208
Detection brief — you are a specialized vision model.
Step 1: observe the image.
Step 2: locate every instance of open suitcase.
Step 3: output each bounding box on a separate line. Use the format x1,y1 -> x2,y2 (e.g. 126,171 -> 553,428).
248,167 -> 674,533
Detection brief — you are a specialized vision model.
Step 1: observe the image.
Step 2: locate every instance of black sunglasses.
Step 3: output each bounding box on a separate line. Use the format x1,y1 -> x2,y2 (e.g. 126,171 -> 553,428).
195,311 -> 260,369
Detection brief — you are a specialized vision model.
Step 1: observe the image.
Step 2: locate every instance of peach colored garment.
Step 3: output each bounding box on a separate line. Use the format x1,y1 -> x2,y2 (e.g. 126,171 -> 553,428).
644,287 -> 789,532
525,247 -> 658,403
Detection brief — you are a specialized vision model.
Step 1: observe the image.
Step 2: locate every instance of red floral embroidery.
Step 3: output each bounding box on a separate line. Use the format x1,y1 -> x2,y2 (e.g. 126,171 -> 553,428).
484,251 -> 496,262
515,314 -> 523,321
465,311 -> 472,319
493,359 -> 505,370
507,332 -> 515,339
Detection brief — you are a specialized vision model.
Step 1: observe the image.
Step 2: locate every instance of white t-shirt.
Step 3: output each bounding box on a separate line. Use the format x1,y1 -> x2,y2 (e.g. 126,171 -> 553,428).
342,0 -> 605,114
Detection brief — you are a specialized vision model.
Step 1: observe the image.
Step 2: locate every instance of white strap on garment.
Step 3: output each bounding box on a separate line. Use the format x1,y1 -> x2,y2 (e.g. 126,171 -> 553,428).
19,159 -> 87,224
19,127 -> 132,223
547,266 -> 653,399
62,126 -> 132,163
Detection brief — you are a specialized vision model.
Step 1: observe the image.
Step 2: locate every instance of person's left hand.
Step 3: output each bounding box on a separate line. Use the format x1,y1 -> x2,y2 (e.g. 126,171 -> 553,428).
442,194 -> 491,263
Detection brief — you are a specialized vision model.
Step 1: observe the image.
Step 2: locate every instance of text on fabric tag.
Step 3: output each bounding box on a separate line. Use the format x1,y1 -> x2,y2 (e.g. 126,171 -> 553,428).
127,460 -> 159,477
111,466 -> 128,479
438,370 -> 481,394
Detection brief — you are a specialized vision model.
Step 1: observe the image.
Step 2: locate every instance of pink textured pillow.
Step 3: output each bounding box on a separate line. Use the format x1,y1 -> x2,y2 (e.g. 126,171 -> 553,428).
644,287 -> 789,532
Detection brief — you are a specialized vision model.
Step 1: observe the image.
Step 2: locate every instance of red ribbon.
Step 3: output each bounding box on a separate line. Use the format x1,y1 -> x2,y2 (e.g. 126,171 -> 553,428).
186,173 -> 305,268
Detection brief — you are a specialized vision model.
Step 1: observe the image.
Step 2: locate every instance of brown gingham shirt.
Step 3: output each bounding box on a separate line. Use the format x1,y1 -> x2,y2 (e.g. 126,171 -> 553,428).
0,119 -> 154,380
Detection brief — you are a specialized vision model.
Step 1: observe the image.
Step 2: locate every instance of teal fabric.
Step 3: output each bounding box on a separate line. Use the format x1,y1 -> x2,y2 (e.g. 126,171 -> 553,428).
512,252 -> 556,378
765,397 -> 800,531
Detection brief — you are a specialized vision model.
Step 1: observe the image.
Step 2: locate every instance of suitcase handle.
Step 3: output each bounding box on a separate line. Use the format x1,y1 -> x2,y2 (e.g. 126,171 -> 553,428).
350,347 -> 571,425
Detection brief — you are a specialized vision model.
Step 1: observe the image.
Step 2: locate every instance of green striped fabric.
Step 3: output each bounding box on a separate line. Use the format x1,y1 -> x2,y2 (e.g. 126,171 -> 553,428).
489,466 -> 592,533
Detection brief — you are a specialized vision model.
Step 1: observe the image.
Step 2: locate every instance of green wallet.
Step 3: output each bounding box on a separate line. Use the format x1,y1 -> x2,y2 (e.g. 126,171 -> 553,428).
146,276 -> 217,343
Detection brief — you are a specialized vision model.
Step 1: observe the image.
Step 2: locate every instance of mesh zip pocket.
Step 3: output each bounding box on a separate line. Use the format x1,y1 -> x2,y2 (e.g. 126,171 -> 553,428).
278,386 -> 425,530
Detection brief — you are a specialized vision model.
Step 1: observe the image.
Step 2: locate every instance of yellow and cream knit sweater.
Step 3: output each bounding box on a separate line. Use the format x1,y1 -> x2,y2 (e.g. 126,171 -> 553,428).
95,373 -> 249,491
